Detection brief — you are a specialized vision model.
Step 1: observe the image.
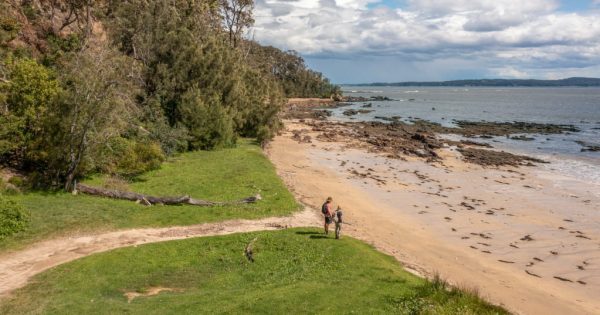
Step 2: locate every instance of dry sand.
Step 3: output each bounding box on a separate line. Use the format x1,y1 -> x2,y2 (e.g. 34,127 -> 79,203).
266,120 -> 600,315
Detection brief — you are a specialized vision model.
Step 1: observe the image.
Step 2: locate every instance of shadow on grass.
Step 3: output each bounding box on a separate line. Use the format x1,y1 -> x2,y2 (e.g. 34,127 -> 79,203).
309,235 -> 333,240
295,231 -> 321,235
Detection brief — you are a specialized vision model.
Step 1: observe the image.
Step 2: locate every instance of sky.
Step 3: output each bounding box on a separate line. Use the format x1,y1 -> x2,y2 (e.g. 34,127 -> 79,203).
252,0 -> 600,83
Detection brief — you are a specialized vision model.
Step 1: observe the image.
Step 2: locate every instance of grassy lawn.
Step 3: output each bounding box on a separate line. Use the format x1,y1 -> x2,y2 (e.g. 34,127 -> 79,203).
0,228 -> 506,315
0,140 -> 299,252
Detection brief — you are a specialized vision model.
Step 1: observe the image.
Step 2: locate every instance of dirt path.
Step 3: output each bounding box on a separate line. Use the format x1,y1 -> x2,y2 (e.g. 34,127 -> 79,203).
0,208 -> 320,299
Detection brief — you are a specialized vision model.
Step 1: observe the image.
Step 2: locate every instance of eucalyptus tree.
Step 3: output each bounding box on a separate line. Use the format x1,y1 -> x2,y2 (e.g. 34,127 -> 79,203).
220,0 -> 254,47
48,47 -> 140,190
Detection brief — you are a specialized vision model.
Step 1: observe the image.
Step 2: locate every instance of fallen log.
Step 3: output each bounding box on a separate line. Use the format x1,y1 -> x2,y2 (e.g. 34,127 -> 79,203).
75,183 -> 261,206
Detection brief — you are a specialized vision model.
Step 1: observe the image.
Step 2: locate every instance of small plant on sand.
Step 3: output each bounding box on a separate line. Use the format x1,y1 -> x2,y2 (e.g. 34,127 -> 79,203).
388,295 -> 430,315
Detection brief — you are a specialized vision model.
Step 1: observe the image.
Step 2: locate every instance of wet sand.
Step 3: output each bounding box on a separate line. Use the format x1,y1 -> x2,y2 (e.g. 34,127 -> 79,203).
266,120 -> 600,315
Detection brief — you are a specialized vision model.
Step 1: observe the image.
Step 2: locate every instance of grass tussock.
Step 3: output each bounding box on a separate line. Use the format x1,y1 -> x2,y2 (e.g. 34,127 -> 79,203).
99,176 -> 132,192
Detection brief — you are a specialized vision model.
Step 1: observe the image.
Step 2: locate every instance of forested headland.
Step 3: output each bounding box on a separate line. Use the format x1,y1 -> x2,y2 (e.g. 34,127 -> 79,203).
0,0 -> 340,190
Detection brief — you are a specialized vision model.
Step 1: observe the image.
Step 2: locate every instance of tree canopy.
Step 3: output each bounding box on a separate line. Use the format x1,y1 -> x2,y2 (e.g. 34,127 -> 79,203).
0,0 -> 339,189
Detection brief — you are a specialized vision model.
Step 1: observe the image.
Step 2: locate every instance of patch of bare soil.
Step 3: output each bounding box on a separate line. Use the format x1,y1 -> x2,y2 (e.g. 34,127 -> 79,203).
124,287 -> 182,303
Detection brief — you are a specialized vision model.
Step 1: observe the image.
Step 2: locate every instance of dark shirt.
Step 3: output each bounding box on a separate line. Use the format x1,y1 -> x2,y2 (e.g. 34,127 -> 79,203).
335,210 -> 343,223
322,202 -> 332,217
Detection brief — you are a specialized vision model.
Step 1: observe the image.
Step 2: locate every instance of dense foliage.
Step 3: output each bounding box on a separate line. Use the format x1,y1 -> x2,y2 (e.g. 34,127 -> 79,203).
0,196 -> 29,239
246,42 -> 340,98
0,0 -> 338,189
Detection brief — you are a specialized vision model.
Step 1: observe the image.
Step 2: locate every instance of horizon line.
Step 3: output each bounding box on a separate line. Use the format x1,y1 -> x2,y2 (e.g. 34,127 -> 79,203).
338,77 -> 600,86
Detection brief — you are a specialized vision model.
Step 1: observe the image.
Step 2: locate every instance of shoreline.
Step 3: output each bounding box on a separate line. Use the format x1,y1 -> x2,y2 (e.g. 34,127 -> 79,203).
266,118 -> 600,315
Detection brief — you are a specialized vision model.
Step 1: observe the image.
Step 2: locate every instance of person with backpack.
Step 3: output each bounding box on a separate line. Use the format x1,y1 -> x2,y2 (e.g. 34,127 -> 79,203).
321,197 -> 333,235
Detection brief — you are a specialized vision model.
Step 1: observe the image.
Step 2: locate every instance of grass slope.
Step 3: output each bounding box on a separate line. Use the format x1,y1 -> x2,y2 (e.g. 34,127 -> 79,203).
0,140 -> 298,252
0,228 -> 506,315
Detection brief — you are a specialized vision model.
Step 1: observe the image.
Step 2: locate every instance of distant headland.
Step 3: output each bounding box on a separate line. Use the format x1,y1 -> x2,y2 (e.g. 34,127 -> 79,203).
351,77 -> 600,87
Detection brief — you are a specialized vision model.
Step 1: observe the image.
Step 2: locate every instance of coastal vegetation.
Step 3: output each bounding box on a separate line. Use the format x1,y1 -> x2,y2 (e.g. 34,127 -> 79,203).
0,140 -> 298,252
0,228 -> 507,314
0,0 -> 340,191
0,195 -> 29,239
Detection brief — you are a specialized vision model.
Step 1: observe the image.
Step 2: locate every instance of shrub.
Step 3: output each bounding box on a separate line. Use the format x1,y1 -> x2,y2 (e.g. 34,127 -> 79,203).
180,90 -> 236,150
256,125 -> 273,147
0,11 -> 20,45
99,137 -> 166,178
127,142 -> 165,176
7,176 -> 25,188
0,196 -> 29,239
0,178 -> 21,195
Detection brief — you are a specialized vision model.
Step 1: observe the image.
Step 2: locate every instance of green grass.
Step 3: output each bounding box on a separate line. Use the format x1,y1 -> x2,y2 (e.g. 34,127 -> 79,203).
0,140 -> 299,252
0,228 -> 506,315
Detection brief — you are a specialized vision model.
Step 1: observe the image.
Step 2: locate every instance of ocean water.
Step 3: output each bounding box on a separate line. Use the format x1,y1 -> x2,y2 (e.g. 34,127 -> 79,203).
335,86 -> 600,184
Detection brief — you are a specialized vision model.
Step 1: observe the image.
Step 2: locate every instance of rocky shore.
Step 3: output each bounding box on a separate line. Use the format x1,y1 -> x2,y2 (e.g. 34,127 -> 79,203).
268,106 -> 600,314
282,99 -> 576,167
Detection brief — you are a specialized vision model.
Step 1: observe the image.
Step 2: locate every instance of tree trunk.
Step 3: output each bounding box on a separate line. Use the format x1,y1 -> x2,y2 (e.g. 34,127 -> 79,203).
64,172 -> 76,192
75,183 -> 261,206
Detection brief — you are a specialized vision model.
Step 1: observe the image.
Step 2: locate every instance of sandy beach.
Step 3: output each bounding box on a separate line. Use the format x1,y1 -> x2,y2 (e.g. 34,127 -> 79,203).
266,119 -> 600,315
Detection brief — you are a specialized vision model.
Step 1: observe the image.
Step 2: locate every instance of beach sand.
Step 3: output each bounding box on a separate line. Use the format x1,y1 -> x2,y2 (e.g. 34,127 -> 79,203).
267,120 -> 600,315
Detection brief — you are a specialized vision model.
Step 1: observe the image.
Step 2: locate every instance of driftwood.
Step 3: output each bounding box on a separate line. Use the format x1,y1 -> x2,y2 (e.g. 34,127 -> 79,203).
75,183 -> 261,206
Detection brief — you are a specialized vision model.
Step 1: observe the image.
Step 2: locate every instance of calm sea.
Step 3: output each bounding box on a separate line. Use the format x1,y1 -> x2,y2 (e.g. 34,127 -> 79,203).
335,86 -> 600,184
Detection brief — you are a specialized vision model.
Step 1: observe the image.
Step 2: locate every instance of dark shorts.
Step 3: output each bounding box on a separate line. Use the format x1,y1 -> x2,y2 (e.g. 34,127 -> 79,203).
325,216 -> 332,224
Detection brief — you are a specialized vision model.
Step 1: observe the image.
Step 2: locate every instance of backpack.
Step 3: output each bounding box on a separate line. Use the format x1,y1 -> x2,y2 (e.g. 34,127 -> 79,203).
321,202 -> 329,215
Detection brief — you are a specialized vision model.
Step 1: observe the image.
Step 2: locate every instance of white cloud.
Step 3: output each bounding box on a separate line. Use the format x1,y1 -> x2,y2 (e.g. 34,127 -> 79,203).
493,66 -> 529,78
253,0 -> 600,80
407,0 -> 558,15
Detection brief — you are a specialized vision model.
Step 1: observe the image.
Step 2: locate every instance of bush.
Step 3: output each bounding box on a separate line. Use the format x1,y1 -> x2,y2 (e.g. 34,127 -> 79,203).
0,196 -> 29,239
42,34 -> 82,66
99,137 -> 166,178
0,10 -> 20,45
7,176 -> 25,188
180,90 -> 236,150
256,125 -> 273,147
127,142 -> 165,176
0,178 -> 21,195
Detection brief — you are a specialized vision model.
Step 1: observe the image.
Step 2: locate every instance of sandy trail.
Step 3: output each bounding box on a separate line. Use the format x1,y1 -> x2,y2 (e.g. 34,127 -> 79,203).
267,120 -> 600,315
0,208 -> 321,299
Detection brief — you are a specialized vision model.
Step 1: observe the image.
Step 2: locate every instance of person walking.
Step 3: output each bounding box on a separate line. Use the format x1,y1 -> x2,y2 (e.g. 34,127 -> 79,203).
334,206 -> 343,239
321,197 -> 333,235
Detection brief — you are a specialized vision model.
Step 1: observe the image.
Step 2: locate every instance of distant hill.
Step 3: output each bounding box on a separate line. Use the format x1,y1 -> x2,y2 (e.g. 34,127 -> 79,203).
354,77 -> 600,87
